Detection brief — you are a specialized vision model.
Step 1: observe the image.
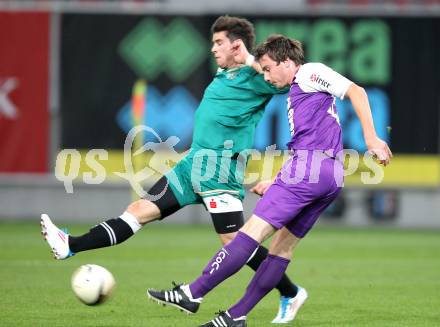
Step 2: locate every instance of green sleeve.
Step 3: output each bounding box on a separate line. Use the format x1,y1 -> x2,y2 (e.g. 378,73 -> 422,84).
249,72 -> 289,95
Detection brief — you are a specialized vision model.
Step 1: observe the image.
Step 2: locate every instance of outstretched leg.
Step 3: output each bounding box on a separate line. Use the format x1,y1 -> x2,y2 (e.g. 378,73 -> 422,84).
147,215 -> 274,313
41,176 -> 180,259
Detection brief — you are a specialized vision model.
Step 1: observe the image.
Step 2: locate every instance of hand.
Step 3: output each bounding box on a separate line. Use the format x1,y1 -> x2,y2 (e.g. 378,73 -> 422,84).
231,39 -> 250,65
366,136 -> 393,166
250,180 -> 273,196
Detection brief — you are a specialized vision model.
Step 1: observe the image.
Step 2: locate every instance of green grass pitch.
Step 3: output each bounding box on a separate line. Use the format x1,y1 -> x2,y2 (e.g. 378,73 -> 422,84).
0,221 -> 439,326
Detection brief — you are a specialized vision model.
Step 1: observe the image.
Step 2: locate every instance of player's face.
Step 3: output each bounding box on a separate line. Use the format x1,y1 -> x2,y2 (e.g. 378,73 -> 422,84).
258,54 -> 296,88
211,32 -> 236,68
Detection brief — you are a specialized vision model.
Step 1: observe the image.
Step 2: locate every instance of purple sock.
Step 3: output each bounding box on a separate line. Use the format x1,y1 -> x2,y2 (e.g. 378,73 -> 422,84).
228,254 -> 290,319
189,231 -> 259,299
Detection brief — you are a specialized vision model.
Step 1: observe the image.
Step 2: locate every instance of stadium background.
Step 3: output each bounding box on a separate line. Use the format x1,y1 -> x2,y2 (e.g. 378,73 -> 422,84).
0,1 -> 439,327
0,0 -> 439,226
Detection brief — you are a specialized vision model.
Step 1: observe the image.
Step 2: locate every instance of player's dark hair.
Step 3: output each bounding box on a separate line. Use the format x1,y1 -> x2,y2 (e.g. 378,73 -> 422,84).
255,34 -> 305,65
211,15 -> 256,51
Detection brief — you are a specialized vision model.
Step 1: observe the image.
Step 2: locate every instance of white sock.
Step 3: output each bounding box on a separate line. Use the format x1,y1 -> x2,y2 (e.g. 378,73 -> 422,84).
227,311 -> 246,321
182,284 -> 203,303
119,211 -> 142,233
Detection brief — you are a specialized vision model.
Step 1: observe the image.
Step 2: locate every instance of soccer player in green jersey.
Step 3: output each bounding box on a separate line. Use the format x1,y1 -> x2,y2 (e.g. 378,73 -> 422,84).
41,16 -> 302,323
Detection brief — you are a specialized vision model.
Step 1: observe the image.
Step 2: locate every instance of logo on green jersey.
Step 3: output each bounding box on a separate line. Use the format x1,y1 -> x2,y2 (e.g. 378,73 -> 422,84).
226,72 -> 238,80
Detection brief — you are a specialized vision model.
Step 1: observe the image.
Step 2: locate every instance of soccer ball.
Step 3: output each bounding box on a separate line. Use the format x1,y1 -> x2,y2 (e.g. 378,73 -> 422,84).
71,264 -> 115,305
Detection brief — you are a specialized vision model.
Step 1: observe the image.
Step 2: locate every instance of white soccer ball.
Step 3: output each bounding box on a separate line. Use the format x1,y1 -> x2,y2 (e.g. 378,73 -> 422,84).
71,264 -> 115,305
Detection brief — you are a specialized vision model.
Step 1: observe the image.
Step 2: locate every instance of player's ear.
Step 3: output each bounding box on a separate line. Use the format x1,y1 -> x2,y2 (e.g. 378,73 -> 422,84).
231,39 -> 241,49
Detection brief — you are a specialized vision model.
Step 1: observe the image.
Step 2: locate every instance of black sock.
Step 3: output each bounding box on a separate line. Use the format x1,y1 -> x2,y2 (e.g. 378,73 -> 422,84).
69,218 -> 134,253
246,246 -> 298,298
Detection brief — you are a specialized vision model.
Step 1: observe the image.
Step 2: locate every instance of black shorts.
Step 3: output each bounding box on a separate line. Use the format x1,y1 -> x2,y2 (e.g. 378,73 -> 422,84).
145,176 -> 245,234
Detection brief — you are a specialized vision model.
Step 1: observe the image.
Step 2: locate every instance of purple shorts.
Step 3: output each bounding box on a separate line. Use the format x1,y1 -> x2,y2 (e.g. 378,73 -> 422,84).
254,150 -> 343,238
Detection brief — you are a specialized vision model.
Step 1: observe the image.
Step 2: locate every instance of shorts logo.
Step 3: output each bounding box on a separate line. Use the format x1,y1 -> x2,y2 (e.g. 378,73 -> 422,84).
209,199 -> 217,208
310,73 -> 331,88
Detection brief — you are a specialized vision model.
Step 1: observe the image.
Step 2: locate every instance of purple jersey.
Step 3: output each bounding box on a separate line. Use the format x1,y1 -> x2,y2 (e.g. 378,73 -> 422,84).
286,63 -> 352,155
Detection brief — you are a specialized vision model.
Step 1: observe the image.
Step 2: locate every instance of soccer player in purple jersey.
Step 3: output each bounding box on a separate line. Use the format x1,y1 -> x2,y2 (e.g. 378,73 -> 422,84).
147,34 -> 392,327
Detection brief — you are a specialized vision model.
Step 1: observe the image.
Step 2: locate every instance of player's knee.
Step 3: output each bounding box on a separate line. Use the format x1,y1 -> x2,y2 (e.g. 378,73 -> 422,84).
218,232 -> 237,245
269,239 -> 295,259
268,228 -> 300,259
126,199 -> 160,225
270,247 -> 293,259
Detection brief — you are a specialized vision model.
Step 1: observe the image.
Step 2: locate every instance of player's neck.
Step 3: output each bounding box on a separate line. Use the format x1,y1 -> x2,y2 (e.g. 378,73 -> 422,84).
289,64 -> 302,83
223,61 -> 242,70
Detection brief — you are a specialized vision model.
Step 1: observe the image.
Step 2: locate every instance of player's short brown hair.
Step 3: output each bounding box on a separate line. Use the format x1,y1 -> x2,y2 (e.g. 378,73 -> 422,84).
211,16 -> 255,51
255,34 -> 305,65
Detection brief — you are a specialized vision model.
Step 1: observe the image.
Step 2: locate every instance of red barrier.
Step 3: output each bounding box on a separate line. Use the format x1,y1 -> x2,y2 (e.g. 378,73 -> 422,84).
0,12 -> 49,172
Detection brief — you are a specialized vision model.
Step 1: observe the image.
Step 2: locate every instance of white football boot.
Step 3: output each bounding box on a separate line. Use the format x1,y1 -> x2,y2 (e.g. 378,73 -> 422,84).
271,287 -> 308,323
40,214 -> 73,259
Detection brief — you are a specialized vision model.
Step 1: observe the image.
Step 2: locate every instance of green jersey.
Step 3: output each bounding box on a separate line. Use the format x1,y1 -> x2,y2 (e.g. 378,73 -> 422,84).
191,66 -> 284,154
165,66 -> 285,206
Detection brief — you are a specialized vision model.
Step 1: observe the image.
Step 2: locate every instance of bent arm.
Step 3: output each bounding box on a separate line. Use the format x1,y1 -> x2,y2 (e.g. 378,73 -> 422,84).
345,83 -> 392,165
249,59 -> 263,74
231,39 -> 262,73
345,84 -> 376,144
